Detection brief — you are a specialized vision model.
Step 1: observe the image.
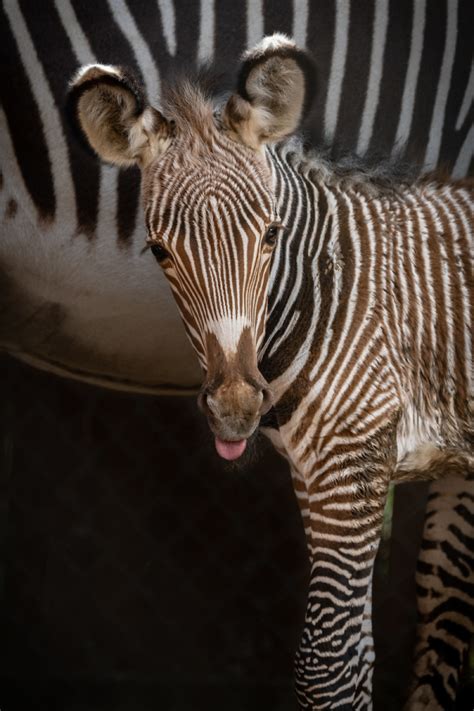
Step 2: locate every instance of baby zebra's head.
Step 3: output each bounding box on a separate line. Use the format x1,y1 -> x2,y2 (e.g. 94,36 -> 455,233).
68,34 -> 314,459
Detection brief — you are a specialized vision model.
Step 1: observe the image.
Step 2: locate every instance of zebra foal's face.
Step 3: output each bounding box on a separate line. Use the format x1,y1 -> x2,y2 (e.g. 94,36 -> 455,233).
69,35 -> 314,459
142,134 -> 279,457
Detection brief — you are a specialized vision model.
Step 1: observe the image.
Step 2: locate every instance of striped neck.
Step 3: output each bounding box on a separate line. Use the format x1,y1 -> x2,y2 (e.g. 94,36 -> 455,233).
259,144 -> 414,401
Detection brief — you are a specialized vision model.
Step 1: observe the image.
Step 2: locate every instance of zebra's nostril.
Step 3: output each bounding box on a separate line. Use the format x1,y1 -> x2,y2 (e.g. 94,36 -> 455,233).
260,387 -> 273,415
206,394 -> 220,417
197,390 -> 209,414
199,391 -> 222,418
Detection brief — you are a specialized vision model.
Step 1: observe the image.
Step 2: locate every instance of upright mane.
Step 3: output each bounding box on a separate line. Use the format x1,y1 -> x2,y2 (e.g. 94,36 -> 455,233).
278,136 -> 422,194
162,73 -> 422,194
161,71 -> 224,149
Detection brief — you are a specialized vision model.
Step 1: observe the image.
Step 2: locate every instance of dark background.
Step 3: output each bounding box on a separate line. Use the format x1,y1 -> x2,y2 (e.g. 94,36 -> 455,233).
3,355 -> 472,711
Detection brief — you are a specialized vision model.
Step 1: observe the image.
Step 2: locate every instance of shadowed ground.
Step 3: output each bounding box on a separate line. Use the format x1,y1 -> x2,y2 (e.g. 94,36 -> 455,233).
0,356 -> 472,710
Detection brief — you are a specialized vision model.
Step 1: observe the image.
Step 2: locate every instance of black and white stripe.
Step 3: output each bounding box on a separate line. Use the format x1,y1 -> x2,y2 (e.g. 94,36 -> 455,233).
1,0 -> 472,241
405,477 -> 474,710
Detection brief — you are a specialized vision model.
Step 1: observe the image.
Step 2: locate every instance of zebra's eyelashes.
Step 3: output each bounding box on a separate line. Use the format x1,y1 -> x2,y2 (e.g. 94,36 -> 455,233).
264,223 -> 285,246
143,234 -> 171,263
150,242 -> 170,263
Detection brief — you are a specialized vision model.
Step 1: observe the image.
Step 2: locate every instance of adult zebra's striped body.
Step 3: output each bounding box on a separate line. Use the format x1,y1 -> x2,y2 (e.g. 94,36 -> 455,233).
1,0 -> 472,391
407,477 -> 474,710
69,33 -> 473,709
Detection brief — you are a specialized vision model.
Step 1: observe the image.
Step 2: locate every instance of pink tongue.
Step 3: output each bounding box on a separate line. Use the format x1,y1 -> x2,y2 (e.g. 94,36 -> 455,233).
215,437 -> 247,461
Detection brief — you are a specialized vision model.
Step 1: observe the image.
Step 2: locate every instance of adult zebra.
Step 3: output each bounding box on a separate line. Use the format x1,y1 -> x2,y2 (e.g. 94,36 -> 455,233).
69,31 -> 473,711
1,2 -> 473,709
1,0 -> 472,391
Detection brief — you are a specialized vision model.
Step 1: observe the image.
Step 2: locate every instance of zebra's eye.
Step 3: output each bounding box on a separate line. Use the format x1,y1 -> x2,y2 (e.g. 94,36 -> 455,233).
264,225 -> 280,246
150,243 -> 169,262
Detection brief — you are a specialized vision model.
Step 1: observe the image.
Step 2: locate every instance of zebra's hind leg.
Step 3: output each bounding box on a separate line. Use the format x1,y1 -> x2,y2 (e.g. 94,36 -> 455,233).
404,476 -> 474,710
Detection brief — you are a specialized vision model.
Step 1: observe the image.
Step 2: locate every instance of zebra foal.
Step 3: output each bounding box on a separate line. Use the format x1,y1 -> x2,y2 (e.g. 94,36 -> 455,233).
68,34 -> 473,710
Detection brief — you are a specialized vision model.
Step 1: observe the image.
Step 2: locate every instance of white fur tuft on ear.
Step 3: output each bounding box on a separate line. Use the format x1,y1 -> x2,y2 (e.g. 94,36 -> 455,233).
242,33 -> 296,59
69,63 -> 122,86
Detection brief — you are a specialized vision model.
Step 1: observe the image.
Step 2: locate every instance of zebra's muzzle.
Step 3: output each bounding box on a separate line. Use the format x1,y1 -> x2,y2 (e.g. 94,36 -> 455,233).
198,327 -> 273,458
198,378 -> 272,458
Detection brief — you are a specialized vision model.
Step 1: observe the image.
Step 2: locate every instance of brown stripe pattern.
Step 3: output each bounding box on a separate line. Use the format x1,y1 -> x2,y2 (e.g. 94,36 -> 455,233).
258,141 -> 473,709
144,101 -> 276,369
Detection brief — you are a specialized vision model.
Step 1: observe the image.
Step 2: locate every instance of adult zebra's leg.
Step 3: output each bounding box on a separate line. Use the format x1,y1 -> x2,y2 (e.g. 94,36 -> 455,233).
405,477 -> 474,711
291,434 -> 393,710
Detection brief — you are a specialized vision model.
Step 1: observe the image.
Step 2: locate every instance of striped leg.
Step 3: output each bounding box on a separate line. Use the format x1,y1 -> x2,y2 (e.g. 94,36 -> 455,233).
355,573 -> 375,710
405,477 -> 474,711
285,446 -> 376,708
292,439 -> 392,710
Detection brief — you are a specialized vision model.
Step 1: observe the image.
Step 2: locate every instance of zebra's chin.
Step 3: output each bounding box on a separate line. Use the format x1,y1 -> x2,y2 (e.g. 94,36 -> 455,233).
214,437 -> 247,461
205,407 -> 262,460
212,427 -> 264,470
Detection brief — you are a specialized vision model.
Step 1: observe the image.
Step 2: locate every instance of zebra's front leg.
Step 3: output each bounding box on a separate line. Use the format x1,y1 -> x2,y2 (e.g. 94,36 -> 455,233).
355,572 -> 375,710
291,442 -> 393,710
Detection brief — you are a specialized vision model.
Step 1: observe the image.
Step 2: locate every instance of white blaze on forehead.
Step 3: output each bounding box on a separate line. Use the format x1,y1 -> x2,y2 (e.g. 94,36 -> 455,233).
207,316 -> 251,356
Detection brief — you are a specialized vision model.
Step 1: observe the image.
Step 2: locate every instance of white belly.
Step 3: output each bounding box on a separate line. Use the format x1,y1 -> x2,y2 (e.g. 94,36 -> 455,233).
0,202 -> 201,394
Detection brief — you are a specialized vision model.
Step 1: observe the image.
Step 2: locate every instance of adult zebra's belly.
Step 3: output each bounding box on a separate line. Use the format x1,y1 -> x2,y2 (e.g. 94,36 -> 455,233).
0,211 -> 202,394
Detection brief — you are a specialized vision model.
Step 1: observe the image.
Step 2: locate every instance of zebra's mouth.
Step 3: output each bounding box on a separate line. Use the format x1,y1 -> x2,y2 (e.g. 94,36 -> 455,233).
214,437 -> 247,460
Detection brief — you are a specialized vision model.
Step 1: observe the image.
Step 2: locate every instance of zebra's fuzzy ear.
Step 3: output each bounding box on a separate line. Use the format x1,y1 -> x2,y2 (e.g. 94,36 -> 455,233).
67,64 -> 172,167
223,34 -> 316,150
